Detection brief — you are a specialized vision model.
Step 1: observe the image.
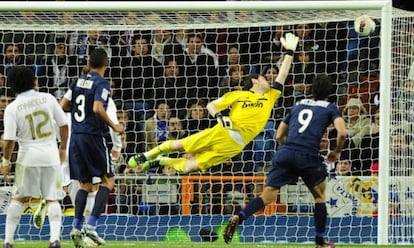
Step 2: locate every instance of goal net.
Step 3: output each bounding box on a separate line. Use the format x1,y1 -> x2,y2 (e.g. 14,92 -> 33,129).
0,1 -> 411,245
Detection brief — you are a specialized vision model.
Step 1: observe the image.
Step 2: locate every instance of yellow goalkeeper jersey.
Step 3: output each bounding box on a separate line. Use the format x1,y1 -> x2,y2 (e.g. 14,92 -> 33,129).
211,86 -> 282,144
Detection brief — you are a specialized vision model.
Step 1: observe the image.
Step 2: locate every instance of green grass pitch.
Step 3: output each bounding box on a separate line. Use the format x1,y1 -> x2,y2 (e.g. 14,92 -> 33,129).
9,241 -> 414,248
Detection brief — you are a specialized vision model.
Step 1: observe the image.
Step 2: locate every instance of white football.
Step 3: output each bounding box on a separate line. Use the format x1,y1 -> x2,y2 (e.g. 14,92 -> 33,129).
354,15 -> 376,36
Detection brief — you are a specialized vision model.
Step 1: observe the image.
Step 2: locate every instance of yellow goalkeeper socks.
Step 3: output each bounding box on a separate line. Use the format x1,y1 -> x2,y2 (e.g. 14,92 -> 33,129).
160,157 -> 188,173
146,140 -> 173,159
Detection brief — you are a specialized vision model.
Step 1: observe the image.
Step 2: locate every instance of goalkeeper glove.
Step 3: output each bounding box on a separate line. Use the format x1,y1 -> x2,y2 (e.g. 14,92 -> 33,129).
215,113 -> 233,129
280,32 -> 299,55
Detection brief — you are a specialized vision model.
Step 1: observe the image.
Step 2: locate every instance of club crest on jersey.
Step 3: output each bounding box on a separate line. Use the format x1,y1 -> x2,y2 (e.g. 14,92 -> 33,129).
101,88 -> 109,101
240,100 -> 264,108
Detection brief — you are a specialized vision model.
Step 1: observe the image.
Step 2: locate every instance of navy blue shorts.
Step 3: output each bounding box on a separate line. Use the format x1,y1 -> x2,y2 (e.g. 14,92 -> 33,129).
69,133 -> 114,183
266,148 -> 327,189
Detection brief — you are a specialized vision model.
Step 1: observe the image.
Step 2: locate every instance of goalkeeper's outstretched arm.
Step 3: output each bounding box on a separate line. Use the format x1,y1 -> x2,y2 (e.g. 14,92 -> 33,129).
274,33 -> 299,86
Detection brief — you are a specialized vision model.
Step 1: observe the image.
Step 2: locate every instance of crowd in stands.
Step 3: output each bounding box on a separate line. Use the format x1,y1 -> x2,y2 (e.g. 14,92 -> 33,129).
0,11 -> 412,215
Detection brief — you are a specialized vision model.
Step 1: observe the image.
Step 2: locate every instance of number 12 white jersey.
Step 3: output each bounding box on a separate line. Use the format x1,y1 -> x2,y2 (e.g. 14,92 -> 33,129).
3,89 -> 68,167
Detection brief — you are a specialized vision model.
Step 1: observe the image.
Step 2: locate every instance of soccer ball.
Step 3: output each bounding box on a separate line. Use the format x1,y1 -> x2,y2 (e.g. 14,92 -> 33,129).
354,15 -> 376,36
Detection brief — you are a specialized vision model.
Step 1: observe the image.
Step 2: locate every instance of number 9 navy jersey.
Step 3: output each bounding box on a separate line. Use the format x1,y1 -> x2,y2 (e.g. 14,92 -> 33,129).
281,99 -> 341,154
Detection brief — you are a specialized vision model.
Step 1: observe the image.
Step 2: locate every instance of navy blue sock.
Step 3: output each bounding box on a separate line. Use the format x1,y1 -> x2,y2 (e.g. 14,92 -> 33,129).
73,189 -> 88,230
238,197 -> 265,223
87,186 -> 110,226
314,203 -> 327,245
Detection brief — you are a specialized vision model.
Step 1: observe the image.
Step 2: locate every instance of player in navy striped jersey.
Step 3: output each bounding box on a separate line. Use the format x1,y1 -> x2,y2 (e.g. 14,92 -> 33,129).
224,75 -> 347,248
60,48 -> 124,248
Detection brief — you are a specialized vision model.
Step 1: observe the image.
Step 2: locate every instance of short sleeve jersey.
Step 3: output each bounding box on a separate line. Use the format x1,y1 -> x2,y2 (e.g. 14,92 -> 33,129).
281,99 -> 341,154
211,83 -> 282,144
3,90 -> 67,166
70,71 -> 111,136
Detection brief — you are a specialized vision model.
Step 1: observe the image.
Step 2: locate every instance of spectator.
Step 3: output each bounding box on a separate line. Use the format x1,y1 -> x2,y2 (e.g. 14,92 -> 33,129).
329,150 -> 352,177
264,65 -> 294,120
219,64 -> 249,96
38,35 -> 73,99
143,101 -> 171,151
121,34 -> 160,117
389,130 -> 413,176
154,57 -> 187,117
151,29 -> 183,68
181,32 -> 218,101
184,99 -> 211,135
167,116 -> 187,141
289,46 -> 317,103
260,25 -> 291,73
357,109 -> 380,175
219,45 -> 256,82
343,97 -> 371,147
1,44 -> 35,79
69,25 -> 112,75
394,79 -> 414,130
2,12 -> 48,66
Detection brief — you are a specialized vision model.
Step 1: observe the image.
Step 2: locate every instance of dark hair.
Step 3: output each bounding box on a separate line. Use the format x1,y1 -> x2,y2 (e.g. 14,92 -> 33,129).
88,48 -> 108,69
312,74 -> 333,100
7,66 -> 35,94
242,74 -> 261,91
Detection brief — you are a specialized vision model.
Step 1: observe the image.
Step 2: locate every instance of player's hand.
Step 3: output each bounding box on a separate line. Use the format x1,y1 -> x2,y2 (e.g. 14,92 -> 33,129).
59,148 -> 66,163
1,165 -> 11,183
280,33 -> 299,52
326,151 -> 340,164
111,149 -> 121,162
113,123 -> 125,134
216,113 -> 233,129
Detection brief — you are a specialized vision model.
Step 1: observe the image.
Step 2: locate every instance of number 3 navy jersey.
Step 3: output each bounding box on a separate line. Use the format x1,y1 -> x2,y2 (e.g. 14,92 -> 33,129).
69,71 -> 111,136
281,99 -> 341,154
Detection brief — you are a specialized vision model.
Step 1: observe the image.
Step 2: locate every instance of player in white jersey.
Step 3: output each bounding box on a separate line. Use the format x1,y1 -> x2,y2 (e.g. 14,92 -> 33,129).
1,66 -> 68,248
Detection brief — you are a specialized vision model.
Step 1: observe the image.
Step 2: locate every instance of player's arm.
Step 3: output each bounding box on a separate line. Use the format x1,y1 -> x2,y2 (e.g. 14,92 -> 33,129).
107,98 -> 123,161
59,125 -> 68,162
60,89 -> 72,112
93,100 -> 124,134
275,121 -> 289,145
274,33 -> 299,86
1,139 -> 15,182
326,117 -> 347,163
206,101 -> 232,129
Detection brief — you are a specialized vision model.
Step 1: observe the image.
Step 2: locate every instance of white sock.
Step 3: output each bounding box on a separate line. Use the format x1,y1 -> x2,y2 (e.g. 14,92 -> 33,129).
85,191 -> 97,221
5,200 -> 24,244
47,201 -> 62,242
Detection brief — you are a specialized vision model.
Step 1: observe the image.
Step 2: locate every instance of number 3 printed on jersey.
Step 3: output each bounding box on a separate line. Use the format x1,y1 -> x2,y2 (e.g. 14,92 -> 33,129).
74,94 -> 86,122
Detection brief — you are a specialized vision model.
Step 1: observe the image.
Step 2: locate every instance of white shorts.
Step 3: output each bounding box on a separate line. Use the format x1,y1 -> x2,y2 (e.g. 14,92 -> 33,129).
13,164 -> 64,201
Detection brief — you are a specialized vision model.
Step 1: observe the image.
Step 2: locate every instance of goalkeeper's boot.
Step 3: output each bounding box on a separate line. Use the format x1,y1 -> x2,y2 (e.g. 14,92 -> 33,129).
70,228 -> 85,248
128,153 -> 147,168
223,215 -> 240,244
316,242 -> 335,248
82,225 -> 106,246
141,156 -> 162,172
2,243 -> 13,248
48,240 -> 61,248
33,199 -> 47,229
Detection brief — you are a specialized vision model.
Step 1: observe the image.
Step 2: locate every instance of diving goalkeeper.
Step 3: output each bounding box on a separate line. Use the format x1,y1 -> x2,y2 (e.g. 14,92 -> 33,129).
128,33 -> 299,173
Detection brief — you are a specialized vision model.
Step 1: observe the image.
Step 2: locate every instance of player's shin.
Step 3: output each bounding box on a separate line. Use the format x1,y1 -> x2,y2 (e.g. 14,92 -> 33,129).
47,201 -> 62,243
314,203 -> 327,245
146,140 -> 174,159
